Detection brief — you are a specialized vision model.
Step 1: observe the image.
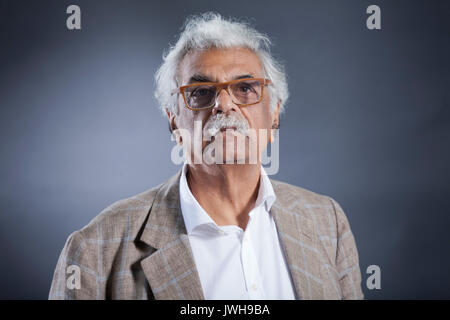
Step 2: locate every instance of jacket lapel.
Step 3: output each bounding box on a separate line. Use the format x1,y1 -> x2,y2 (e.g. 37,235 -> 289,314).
270,180 -> 325,300
139,169 -> 205,300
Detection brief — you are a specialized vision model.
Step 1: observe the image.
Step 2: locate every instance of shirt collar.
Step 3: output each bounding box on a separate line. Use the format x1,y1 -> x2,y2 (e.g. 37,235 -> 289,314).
255,165 -> 276,214
179,161 -> 276,235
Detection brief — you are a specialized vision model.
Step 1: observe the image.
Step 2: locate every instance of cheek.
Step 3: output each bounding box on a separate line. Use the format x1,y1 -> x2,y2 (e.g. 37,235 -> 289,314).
177,109 -> 211,135
175,111 -> 191,130
257,91 -> 274,127
245,105 -> 272,130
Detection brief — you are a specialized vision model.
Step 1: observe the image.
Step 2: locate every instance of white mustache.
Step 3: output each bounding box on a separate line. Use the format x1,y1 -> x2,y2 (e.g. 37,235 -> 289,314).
202,113 -> 249,141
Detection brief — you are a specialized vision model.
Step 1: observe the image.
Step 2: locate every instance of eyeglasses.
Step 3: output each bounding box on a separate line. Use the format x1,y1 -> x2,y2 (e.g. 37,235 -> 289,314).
171,78 -> 272,111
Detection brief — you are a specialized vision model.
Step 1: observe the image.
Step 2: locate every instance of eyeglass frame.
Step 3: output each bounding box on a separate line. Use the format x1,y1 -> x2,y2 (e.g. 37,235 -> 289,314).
170,77 -> 272,111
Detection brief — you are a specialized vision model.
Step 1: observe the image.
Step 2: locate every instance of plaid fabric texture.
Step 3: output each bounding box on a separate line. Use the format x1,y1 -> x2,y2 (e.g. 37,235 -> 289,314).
49,169 -> 364,300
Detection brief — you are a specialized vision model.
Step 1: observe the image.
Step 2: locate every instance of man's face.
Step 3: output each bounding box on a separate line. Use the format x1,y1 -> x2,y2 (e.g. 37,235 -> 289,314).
167,47 -> 279,164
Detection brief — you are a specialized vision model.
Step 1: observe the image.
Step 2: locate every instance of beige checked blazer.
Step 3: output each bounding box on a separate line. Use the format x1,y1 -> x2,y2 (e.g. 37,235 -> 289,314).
49,169 -> 364,300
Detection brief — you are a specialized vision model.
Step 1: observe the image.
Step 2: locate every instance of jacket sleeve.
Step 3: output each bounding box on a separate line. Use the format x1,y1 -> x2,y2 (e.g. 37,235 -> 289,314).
48,230 -> 98,299
329,197 -> 364,300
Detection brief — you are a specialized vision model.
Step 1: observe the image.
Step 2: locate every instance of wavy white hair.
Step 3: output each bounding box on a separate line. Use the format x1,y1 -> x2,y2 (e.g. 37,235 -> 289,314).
154,12 -> 289,116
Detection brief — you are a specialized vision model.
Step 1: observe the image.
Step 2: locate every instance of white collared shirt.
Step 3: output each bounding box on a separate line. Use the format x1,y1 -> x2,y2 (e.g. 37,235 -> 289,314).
179,162 -> 296,300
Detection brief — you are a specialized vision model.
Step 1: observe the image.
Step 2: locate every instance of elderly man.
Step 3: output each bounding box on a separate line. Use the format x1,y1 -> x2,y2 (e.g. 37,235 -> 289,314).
49,13 -> 363,300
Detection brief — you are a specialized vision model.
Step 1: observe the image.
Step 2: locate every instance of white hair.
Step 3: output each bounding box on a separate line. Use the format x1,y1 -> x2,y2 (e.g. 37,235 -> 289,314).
154,12 -> 289,116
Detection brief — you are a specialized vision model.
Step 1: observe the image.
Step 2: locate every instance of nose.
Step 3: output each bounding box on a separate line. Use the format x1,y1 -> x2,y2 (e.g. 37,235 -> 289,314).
211,88 -> 239,116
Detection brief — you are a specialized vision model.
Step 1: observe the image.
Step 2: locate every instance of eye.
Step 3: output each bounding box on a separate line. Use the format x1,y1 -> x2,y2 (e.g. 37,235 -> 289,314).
191,88 -> 210,97
237,83 -> 255,94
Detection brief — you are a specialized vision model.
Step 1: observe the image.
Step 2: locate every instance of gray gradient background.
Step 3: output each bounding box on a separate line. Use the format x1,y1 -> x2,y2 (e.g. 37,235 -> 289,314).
1,0 -> 449,299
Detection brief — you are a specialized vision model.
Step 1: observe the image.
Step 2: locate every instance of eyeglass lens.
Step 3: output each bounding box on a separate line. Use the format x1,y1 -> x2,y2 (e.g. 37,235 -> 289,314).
184,79 -> 262,109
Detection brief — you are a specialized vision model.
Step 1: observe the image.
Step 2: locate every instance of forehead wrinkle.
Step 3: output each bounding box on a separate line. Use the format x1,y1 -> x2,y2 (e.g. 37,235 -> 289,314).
187,66 -> 263,85
188,72 -> 257,84
178,48 -> 264,85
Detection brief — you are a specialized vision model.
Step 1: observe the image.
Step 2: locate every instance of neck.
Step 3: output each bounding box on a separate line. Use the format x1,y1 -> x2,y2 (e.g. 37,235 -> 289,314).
186,163 -> 261,230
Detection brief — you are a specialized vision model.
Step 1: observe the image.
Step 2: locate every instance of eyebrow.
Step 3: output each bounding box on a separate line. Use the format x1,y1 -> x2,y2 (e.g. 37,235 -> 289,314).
187,73 -> 255,84
234,74 -> 254,80
188,74 -> 212,83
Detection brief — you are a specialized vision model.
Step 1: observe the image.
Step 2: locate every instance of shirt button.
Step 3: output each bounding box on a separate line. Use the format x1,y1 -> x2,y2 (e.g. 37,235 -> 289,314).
251,284 -> 258,291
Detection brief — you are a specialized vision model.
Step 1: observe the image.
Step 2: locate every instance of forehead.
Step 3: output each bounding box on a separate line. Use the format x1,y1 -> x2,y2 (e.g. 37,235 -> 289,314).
177,47 -> 264,83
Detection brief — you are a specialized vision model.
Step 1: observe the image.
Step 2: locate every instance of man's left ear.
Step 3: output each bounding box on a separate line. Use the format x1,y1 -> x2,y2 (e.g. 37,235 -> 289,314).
270,101 -> 281,142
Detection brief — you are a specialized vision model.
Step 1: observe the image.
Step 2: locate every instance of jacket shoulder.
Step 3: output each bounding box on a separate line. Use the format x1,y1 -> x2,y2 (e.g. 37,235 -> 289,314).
270,178 -> 347,240
49,183 -> 162,299
78,183 -> 163,241
270,178 -> 334,207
